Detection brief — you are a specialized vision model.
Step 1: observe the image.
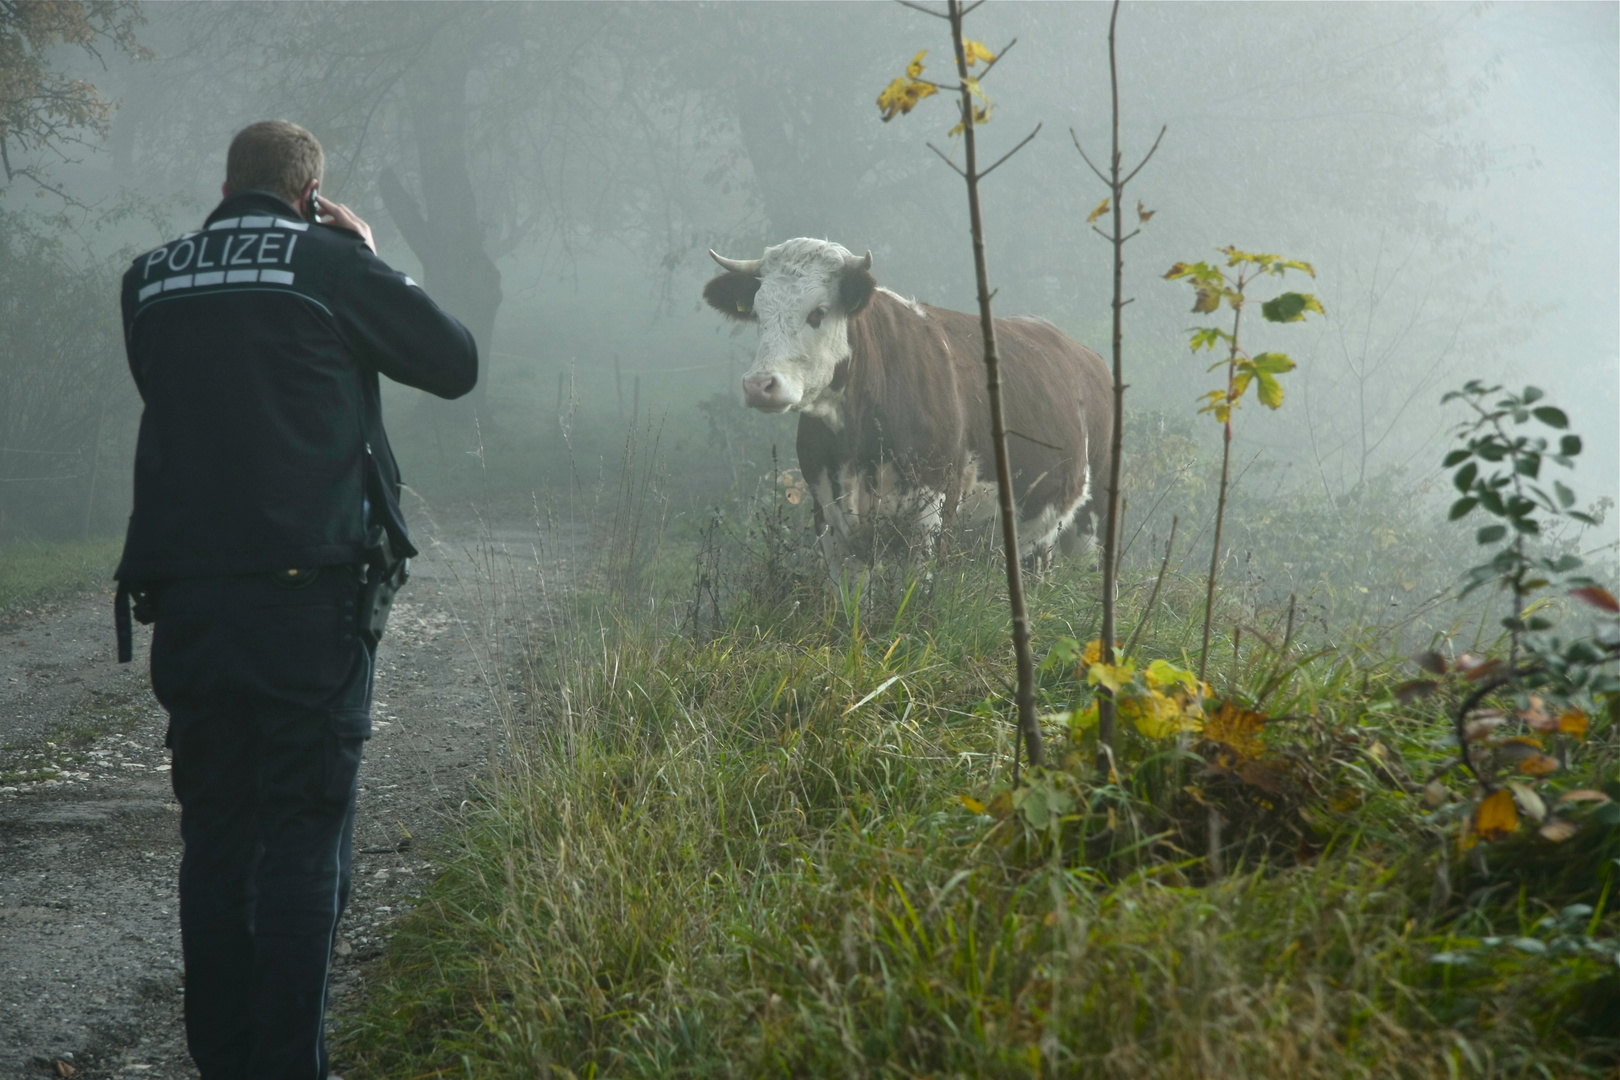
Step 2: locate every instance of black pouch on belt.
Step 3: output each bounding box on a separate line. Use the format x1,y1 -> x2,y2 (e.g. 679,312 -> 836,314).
358,527 -> 409,650
358,442 -> 417,650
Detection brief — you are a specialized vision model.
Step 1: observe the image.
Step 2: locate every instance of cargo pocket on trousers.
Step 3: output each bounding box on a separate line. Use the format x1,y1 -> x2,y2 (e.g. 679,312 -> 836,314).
322,733 -> 365,805
323,705 -> 370,803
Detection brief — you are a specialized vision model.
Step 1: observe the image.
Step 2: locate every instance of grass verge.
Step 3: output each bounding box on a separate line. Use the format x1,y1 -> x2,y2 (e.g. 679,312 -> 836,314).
337,522 -> 1619,1078
0,537 -> 121,615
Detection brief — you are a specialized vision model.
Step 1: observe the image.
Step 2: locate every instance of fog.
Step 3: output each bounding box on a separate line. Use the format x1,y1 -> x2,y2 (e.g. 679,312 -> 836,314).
3,1 -> 1615,563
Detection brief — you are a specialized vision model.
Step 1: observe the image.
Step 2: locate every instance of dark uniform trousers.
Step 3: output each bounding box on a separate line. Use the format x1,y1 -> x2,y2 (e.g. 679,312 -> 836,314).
149,566 -> 372,1080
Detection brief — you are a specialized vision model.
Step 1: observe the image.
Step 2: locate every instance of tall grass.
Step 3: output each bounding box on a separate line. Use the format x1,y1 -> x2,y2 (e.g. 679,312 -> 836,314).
337,411 -> 1618,1079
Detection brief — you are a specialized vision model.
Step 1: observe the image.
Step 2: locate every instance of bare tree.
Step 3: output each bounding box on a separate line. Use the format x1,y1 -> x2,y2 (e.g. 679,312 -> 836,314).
889,0 -> 1046,773
1071,0 -> 1163,765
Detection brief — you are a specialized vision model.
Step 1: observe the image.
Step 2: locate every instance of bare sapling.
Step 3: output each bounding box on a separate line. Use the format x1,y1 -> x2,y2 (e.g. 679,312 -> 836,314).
1164,248 -> 1322,682
878,0 -> 1045,773
1071,0 -> 1165,766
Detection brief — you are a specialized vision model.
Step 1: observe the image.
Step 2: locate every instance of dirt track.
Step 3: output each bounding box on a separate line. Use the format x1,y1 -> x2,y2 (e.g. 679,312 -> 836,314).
0,513 -> 546,1078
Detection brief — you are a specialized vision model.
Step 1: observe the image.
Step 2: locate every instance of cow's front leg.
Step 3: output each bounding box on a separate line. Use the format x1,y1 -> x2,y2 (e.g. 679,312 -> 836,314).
812,496 -> 867,587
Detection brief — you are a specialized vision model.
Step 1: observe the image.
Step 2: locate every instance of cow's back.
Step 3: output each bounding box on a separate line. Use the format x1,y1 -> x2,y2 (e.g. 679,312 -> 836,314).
799,289 -> 1110,558
846,293 -> 1110,522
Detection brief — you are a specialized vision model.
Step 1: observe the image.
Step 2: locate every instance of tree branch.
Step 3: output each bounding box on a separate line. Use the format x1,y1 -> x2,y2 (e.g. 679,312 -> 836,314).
894,0 -> 951,18
1123,515 -> 1178,657
1006,429 -> 1066,452
925,142 -> 967,177
1069,127 -> 1109,184
974,37 -> 1018,80
977,122 -> 1041,180
1122,123 -> 1168,186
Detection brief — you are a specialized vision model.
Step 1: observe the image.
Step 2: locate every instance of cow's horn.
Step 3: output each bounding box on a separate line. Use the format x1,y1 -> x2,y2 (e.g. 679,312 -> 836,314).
709,250 -> 762,275
844,249 -> 873,273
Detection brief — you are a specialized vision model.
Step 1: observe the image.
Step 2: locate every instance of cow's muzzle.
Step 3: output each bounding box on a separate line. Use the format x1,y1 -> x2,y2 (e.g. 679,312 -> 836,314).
742,373 -> 792,412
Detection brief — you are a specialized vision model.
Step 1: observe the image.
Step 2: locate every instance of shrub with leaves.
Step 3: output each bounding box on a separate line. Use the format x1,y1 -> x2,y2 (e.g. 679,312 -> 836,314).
1442,381 -> 1600,655
1046,637 -> 1208,742
1165,247 -> 1324,681
1403,384 -> 1619,850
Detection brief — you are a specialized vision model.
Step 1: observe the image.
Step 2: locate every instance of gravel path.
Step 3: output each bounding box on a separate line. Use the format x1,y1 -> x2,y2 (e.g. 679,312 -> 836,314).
0,510 -> 562,1079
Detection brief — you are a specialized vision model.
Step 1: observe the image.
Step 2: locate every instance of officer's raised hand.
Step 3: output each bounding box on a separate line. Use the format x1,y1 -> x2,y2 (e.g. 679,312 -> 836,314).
295,177 -> 376,254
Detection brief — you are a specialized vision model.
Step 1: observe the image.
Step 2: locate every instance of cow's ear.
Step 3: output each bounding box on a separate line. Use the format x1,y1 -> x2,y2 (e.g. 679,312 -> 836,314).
703,271 -> 761,321
840,265 -> 877,316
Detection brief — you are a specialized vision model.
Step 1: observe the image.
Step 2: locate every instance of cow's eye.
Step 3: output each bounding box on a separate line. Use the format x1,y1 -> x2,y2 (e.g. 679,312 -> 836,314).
807,307 -> 826,329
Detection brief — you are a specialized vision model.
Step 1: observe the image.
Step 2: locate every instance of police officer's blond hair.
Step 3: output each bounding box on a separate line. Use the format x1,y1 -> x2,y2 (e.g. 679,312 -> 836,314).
225,121 -> 323,206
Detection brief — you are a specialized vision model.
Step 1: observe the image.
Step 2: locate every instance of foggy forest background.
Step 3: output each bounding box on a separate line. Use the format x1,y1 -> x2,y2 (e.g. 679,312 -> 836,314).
2,1 -> 1616,579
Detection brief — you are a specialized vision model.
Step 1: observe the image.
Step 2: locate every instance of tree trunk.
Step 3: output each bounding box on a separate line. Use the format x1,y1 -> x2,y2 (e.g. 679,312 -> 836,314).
948,0 -> 1042,774
377,47 -> 501,423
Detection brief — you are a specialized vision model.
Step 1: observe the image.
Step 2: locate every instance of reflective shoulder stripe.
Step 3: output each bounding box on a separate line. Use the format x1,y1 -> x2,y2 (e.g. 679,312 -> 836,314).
274,217 -> 310,232
132,284 -> 333,320
207,217 -> 240,231
239,215 -> 275,228
135,268 -> 300,295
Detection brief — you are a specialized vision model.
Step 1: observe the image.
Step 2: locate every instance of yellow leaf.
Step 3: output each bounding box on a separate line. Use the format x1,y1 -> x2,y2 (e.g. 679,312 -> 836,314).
876,77 -> 937,122
1203,700 -> 1267,760
1557,709 -> 1588,739
1080,638 -> 1120,667
1122,690 -> 1197,739
1519,753 -> 1560,776
1475,788 -> 1519,841
907,50 -> 926,79
1192,286 -> 1221,313
1144,658 -> 1199,693
1137,200 -> 1155,223
964,76 -> 983,100
959,793 -> 987,814
962,38 -> 996,66
1086,660 -> 1136,693
946,104 -> 989,137
1068,703 -> 1100,732
1086,197 -> 1109,224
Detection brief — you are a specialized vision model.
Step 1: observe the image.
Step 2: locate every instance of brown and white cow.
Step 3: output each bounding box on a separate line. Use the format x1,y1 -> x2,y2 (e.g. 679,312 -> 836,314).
704,238 -> 1112,567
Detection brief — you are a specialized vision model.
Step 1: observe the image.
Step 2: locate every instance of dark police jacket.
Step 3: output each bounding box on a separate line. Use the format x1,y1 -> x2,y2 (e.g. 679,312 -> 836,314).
114,190 -> 477,586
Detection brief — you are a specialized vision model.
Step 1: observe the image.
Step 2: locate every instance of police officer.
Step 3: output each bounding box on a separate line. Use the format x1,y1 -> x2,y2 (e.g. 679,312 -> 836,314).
113,120 -> 477,1080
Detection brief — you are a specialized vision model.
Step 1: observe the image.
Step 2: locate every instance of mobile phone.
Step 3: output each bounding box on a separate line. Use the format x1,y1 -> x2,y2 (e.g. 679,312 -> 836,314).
308,183 -> 322,222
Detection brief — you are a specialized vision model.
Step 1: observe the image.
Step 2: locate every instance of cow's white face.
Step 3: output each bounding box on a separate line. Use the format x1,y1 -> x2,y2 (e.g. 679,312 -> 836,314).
704,239 -> 875,423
